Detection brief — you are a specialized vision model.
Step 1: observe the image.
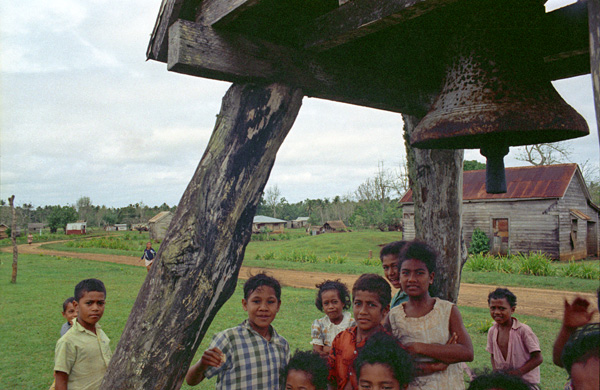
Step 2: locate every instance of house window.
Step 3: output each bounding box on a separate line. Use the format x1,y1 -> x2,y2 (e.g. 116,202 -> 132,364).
570,219 -> 578,249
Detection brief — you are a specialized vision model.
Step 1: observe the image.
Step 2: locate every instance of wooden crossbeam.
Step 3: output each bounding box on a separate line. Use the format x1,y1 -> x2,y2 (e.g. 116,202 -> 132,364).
168,19 -> 432,115
197,0 -> 263,27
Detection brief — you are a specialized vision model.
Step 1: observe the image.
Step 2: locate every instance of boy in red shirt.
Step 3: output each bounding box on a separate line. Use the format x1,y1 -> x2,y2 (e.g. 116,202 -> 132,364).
328,273 -> 391,390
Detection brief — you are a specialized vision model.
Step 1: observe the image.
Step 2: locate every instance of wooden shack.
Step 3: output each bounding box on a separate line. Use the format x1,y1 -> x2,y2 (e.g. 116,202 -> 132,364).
0,224 -> 8,239
252,215 -> 286,234
400,164 -> 599,260
66,222 -> 86,235
149,211 -> 173,241
28,223 -> 45,233
323,220 -> 348,233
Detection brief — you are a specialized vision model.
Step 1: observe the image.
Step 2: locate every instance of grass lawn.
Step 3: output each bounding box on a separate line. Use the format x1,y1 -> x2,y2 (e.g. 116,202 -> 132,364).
43,230 -> 599,293
0,252 -> 571,389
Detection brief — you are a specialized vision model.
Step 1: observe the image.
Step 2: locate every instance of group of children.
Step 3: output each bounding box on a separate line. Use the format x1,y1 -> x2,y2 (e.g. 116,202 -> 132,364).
52,239 -> 598,390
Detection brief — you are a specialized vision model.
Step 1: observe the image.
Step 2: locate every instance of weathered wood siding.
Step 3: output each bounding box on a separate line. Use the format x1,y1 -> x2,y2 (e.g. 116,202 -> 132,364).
557,175 -> 600,260
402,205 -> 416,240
462,199 -> 560,258
150,214 -> 173,241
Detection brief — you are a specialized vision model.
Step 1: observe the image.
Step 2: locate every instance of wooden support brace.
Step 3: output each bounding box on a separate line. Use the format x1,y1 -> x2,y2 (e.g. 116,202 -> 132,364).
100,82 -> 303,389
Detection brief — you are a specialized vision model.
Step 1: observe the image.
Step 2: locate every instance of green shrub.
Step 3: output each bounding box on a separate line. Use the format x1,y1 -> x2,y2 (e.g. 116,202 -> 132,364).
361,258 -> 380,267
282,249 -> 318,263
465,253 -> 495,272
468,228 -> 490,255
515,252 -> 555,276
559,261 -> 600,280
323,254 -> 348,264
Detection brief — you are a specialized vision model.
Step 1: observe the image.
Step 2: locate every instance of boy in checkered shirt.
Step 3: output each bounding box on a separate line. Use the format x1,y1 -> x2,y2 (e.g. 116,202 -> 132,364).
186,273 -> 290,389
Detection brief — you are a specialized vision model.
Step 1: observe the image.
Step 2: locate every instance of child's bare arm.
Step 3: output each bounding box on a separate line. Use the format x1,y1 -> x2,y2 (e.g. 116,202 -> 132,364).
490,354 -> 496,370
54,372 -> 68,390
185,347 -> 224,386
553,297 -> 596,366
405,306 -> 474,364
313,344 -> 330,357
510,351 -> 543,377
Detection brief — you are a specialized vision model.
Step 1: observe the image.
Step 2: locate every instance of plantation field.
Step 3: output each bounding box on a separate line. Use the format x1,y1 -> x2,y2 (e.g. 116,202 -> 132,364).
40,230 -> 600,293
0,253 -> 574,389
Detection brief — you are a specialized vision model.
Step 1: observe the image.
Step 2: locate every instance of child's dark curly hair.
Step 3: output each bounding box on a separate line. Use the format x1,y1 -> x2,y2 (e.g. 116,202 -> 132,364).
398,240 -> 437,274
354,332 -> 415,387
352,274 -> 392,308
280,350 -> 329,390
487,288 -> 517,308
468,369 -> 536,390
561,322 -> 600,375
315,279 -> 352,312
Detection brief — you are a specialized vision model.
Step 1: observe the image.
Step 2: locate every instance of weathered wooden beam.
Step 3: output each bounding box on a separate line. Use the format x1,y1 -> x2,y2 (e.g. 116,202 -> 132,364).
589,0 -> 600,138
196,0 -> 263,27
100,82 -> 303,389
147,0 -> 201,62
168,19 -> 431,115
298,0 -> 458,52
403,115 -> 465,303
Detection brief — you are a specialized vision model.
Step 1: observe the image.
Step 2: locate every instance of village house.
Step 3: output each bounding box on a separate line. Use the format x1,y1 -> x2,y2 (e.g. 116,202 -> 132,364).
0,224 -> 9,239
252,215 -> 286,234
66,221 -> 87,235
400,164 -> 599,260
28,223 -> 45,234
290,217 -> 310,228
149,211 -> 173,241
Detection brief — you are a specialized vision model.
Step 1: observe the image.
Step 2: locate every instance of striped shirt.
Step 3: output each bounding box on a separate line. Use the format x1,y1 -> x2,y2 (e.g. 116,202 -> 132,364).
204,320 -> 290,390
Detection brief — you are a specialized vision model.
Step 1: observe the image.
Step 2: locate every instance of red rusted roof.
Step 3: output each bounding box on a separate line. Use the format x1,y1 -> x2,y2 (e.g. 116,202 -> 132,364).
399,163 -> 579,202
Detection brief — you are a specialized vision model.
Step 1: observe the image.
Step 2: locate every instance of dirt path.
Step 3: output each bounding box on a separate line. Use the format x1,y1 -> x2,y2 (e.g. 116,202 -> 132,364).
7,241 -> 598,321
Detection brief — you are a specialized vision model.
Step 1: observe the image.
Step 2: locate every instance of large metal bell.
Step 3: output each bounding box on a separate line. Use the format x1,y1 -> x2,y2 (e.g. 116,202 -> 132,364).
410,4 -> 589,193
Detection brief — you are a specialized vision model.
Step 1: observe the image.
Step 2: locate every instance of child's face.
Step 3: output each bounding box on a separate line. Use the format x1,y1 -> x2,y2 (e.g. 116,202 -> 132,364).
62,302 -> 78,324
353,290 -> 388,332
381,255 -> 401,289
242,286 -> 281,335
74,290 -> 106,330
399,259 -> 433,298
146,242 -> 152,250
285,369 -> 316,390
321,289 -> 344,324
488,297 -> 515,326
358,363 -> 404,390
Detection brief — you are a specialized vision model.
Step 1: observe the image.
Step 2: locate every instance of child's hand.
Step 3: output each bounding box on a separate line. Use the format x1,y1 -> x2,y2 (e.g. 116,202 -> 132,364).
446,332 -> 458,345
563,297 -> 596,329
200,347 -> 226,368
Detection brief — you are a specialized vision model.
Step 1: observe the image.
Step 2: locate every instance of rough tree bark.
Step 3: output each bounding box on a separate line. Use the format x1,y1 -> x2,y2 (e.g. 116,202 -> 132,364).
589,0 -> 600,144
101,82 -> 303,389
9,195 -> 18,284
402,115 -> 467,303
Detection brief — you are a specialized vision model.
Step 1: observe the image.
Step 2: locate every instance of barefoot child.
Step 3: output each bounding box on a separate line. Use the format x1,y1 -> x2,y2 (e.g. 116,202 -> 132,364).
311,280 -> 355,357
54,279 -> 112,390
380,241 -> 409,308
385,240 -> 474,390
329,273 -> 391,390
281,350 -> 329,390
487,288 -> 542,386
60,297 -> 78,336
354,332 -> 415,390
186,273 -> 290,389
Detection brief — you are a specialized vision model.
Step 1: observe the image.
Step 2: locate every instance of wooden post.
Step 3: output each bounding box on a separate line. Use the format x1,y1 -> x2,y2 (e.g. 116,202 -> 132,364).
589,0 -> 600,142
8,195 -> 18,284
402,115 -> 467,303
101,82 -> 303,389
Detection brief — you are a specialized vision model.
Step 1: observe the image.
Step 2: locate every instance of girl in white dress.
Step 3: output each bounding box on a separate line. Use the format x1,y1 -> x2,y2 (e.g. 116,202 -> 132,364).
310,279 -> 355,357
385,240 -> 474,390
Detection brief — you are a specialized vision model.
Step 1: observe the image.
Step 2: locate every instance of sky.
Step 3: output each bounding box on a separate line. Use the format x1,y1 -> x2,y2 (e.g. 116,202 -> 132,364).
1,0 -> 598,208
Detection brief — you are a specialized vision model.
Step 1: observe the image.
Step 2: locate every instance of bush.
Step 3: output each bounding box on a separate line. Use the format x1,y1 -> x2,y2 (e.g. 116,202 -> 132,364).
468,228 -> 490,255
361,258 -> 380,267
323,254 -> 348,264
559,261 -> 600,280
515,252 -> 555,276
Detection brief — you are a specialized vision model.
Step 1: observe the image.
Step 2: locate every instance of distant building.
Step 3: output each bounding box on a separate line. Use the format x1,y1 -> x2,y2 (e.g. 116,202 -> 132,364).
115,223 -> 128,231
149,211 -> 173,241
0,224 -> 8,239
66,222 -> 87,235
400,164 -> 599,260
28,223 -> 45,233
290,217 -> 310,229
322,220 -> 349,233
252,216 -> 286,234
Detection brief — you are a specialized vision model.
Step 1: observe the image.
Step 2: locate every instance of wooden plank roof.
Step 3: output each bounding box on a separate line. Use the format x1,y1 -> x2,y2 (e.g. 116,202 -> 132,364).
400,163 -> 583,203
146,0 -> 590,116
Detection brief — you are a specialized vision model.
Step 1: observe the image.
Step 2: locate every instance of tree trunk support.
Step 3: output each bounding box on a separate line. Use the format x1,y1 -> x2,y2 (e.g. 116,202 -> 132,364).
9,195 -> 18,284
101,82 -> 303,389
403,115 -> 466,303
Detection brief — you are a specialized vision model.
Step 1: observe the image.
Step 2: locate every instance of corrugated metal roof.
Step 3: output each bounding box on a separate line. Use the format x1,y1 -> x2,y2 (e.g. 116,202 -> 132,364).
400,163 -> 578,203
253,215 -> 287,223
570,209 -> 591,220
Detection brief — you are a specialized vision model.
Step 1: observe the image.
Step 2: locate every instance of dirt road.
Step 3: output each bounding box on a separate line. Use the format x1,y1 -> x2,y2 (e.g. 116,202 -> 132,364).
8,242 -> 598,320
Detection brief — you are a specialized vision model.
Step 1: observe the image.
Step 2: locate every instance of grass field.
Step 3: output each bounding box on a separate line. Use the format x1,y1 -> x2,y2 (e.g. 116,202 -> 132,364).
0,252 -> 573,389
42,230 -> 600,293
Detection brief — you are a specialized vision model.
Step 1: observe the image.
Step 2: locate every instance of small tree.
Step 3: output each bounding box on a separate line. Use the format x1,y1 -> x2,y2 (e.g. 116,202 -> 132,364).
468,228 -> 490,255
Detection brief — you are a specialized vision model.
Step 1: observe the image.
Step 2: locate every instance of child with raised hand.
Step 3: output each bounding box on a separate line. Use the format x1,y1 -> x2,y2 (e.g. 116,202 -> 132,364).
311,279 -> 355,358
487,288 -> 542,386
281,350 -> 329,390
329,273 -> 391,390
60,297 -> 78,336
561,322 -> 600,390
354,332 -> 415,390
385,240 -> 473,390
186,273 -> 289,389
380,241 -> 409,308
